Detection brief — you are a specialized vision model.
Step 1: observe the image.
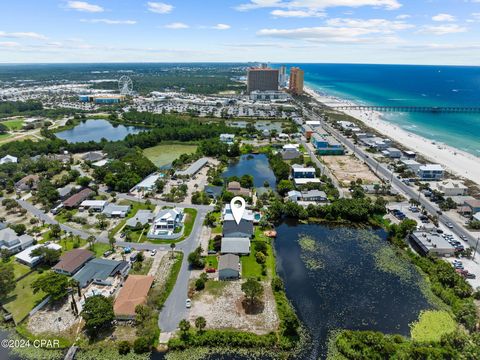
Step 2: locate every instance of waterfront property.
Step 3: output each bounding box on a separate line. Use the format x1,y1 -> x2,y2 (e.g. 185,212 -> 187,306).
114,275 -> 154,320
400,159 -> 421,173
222,203 -> 254,222
291,164 -> 321,186
431,180 -> 468,197
287,190 -> 328,205
0,228 -> 34,254
174,157 -> 209,178
82,151 -> 105,162
226,181 -> 252,198
73,258 -> 130,288
220,237 -> 251,255
409,231 -> 456,257
222,219 -> 254,238
382,147 -> 402,158
52,249 -> 94,276
417,164 -> 444,181
218,254 -> 241,280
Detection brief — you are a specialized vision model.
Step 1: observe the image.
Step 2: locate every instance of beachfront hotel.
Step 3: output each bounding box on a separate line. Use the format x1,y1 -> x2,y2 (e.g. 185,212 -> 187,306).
247,67 -> 279,93
289,67 -> 304,95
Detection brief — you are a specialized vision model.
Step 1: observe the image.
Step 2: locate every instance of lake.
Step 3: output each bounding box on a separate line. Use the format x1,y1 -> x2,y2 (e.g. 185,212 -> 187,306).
274,221 -> 432,359
55,119 -> 145,143
222,154 -> 276,189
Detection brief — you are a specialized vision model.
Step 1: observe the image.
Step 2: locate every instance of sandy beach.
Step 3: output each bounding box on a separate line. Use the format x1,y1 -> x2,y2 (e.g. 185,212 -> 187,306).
305,87 -> 480,186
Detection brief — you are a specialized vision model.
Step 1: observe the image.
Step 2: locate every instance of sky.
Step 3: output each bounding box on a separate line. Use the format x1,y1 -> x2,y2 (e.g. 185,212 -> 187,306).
1,0 -> 480,64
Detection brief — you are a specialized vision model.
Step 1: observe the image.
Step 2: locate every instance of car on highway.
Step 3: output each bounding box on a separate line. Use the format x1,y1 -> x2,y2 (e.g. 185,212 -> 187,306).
446,222 -> 454,229
186,298 -> 192,308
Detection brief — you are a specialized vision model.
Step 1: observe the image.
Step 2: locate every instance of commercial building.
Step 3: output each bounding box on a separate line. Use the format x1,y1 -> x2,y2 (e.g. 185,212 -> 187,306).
52,249 -> 94,276
291,165 -> 321,186
464,199 -> 480,214
247,67 -> 279,93
78,94 -> 125,104
0,228 -> 34,254
311,133 -> 344,155
221,237 -> 251,255
114,275 -> 154,320
289,67 -> 304,95
409,231 -> 456,257
174,158 -> 209,177
417,164 -> 444,181
218,254 -> 240,280
279,65 -> 287,88
132,173 -> 163,192
302,125 -> 314,140
249,90 -> 290,101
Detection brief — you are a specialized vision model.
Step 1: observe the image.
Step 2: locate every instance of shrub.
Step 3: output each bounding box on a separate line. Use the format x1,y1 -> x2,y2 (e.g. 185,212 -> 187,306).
255,251 -> 266,264
118,341 -> 131,355
133,337 -> 151,354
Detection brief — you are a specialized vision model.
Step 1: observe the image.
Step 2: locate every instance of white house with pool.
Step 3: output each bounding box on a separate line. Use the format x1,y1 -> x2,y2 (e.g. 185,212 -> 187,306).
147,208 -> 184,239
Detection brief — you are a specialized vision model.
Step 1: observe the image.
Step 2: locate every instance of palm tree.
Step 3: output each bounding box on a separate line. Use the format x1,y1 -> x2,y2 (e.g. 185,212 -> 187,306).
108,232 -> 116,250
195,317 -> 206,333
87,235 -> 96,251
170,242 -> 176,259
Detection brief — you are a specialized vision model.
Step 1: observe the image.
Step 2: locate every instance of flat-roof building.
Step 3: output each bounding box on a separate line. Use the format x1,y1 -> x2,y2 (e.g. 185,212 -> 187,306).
409,231 -> 456,257
247,67 -> 279,94
174,158 -> 209,177
289,67 -> 304,95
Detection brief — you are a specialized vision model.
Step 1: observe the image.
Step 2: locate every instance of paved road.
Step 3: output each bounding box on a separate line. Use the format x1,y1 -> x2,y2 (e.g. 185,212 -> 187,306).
302,107 -> 479,248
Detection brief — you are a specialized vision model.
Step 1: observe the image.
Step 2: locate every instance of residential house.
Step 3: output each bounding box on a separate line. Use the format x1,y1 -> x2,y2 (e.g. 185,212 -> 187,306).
221,237 -> 251,255
114,275 -> 154,320
79,200 -> 108,212
218,254 -> 240,280
102,203 -> 131,218
417,164 -> 444,181
222,204 -> 254,222
125,210 -> 153,228
73,258 -> 130,288
220,133 -> 235,144
464,199 -> 480,215
82,151 -> 105,162
52,249 -> 94,276
291,165 -> 321,186
226,181 -> 251,197
287,190 -> 328,205
432,180 -> 468,197
149,208 -> 184,236
0,155 -> 18,165
63,188 -> 94,209
204,185 -> 223,199
400,159 -> 421,173
0,228 -> 34,254
131,173 -> 163,192
57,185 -> 80,200
222,219 -> 254,238
281,143 -> 302,160
15,243 -> 62,268
382,147 -> 402,158
15,174 -> 40,192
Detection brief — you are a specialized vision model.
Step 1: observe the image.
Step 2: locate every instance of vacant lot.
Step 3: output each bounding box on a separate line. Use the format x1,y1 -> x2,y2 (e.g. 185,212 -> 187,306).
189,280 -> 278,335
1,118 -> 24,130
322,155 -> 380,186
143,143 -> 198,168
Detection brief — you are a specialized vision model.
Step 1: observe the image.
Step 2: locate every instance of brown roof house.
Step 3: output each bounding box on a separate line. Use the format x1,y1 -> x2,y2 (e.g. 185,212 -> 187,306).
52,249 -> 94,276
15,174 -> 40,192
227,181 -> 251,197
63,188 -> 94,209
114,275 -> 154,320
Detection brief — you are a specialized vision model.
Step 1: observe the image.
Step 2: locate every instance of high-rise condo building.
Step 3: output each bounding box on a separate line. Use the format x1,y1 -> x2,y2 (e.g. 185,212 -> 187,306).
247,67 -> 279,93
279,65 -> 287,88
289,67 -> 304,95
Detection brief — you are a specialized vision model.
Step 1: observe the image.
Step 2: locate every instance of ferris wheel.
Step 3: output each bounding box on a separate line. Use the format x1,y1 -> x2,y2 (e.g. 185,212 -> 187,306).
118,75 -> 133,95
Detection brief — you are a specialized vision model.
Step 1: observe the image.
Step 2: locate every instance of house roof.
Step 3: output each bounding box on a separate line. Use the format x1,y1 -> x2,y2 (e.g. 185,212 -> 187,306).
221,237 -> 251,254
125,210 -> 153,227
52,249 -> 94,274
222,219 -> 254,238
154,208 -> 181,223
0,228 -> 33,248
174,158 -> 208,177
465,199 -> 480,208
80,200 -> 107,208
73,258 -> 128,287
82,151 -> 104,162
103,203 -> 130,215
114,275 -> 154,317
218,254 -> 240,271
15,243 -> 62,265
227,181 -> 241,190
63,188 -> 94,207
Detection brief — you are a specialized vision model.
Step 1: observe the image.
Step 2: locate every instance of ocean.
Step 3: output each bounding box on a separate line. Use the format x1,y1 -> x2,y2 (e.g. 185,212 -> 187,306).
282,64 -> 480,157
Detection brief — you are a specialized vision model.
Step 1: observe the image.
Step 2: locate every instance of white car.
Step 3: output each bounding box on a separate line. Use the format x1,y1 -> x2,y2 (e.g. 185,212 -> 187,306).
185,298 -> 192,308
151,249 -> 157,256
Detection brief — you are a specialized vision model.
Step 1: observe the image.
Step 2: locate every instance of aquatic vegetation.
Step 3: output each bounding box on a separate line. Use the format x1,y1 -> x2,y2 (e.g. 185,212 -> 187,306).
298,234 -> 325,270
410,310 -> 456,343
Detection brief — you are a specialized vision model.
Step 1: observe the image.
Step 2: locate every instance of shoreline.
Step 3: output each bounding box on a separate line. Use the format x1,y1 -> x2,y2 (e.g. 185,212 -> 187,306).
305,87 -> 480,186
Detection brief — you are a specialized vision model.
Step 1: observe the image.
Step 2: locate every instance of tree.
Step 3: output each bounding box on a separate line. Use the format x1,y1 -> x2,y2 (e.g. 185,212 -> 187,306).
179,319 -> 191,338
81,295 -> 114,337
170,242 -> 176,259
50,223 -> 62,239
0,263 -> 15,299
188,246 -> 204,268
10,223 -> 26,236
195,316 -> 206,333
118,341 -> 131,355
108,233 -> 116,250
30,247 -> 61,266
87,235 -> 96,250
277,179 -> 294,196
133,337 -> 151,354
96,213 -> 108,230
32,272 -> 70,301
241,278 -> 264,306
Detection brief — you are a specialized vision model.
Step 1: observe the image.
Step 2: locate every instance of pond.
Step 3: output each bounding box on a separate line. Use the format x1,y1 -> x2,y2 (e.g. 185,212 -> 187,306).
222,154 -> 276,189
274,221 -> 433,359
55,119 -> 145,143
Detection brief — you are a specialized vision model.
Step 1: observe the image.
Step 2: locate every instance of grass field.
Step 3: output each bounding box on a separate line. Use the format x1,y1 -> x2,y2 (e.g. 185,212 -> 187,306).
129,257 -> 153,275
241,227 -> 275,279
1,119 -> 24,131
143,143 -> 198,168
3,271 -> 46,322
410,310 -> 456,342
205,255 -> 218,269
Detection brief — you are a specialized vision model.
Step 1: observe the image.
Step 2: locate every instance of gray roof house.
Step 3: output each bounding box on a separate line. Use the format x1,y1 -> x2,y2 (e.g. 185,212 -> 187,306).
102,203 -> 131,218
73,258 -> 130,288
222,219 -> 254,238
218,254 -> 240,280
221,237 -> 251,255
0,228 -> 34,254
125,210 -> 154,228
82,151 -> 105,162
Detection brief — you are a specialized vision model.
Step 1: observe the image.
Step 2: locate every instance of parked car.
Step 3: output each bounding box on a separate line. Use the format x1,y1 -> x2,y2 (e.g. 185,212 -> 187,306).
186,298 -> 191,308
466,273 -> 476,279
103,250 -> 113,258
151,249 -> 157,256
205,267 -> 216,273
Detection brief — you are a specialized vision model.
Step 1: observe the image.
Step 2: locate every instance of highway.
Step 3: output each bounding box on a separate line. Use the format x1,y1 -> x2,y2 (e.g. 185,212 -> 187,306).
301,107 -> 479,249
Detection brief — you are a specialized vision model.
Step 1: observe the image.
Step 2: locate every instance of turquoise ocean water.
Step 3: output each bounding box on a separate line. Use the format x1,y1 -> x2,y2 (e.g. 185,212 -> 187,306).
281,64 -> 480,157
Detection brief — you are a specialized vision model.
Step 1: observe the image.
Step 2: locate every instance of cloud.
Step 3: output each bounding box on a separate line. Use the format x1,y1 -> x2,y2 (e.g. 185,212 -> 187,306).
420,24 -> 466,35
396,14 -> 410,19
212,24 -> 231,30
164,22 -> 189,29
66,1 -> 104,13
432,13 -> 456,22
80,19 -> 137,25
0,41 -> 20,48
326,18 -> 413,32
236,0 -> 401,11
472,13 -> 480,20
271,9 -> 325,17
147,2 -> 173,14
0,31 -> 48,40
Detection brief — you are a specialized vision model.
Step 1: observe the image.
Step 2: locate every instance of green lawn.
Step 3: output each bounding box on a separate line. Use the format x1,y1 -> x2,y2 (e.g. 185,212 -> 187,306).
205,255 -> 218,269
211,211 -> 222,234
90,242 -> 112,257
54,209 -> 78,224
7,258 -> 32,279
129,257 -> 153,275
59,237 -> 87,251
111,200 -> 154,235
2,119 -> 24,131
3,271 -> 46,323
241,227 -> 275,279
143,143 -> 198,168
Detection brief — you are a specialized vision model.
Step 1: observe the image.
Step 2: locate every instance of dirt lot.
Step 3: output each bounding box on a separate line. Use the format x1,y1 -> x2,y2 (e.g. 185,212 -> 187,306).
322,154 -> 380,186
188,280 -> 279,335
